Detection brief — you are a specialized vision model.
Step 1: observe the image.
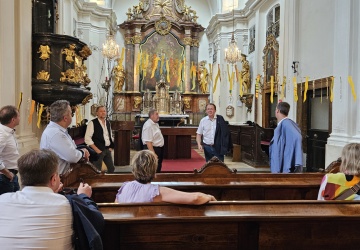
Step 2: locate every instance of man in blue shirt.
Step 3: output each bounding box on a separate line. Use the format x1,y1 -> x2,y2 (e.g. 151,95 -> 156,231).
269,102 -> 303,173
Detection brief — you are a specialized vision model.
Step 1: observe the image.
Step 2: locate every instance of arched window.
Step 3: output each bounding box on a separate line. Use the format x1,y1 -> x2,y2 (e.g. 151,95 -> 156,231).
266,5 -> 280,37
249,25 -> 255,54
222,0 -> 239,13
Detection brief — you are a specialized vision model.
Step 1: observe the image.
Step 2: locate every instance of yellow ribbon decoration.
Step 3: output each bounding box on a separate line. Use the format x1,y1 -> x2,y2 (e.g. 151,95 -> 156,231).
281,76 -> 286,99
166,60 -> 170,82
151,54 -> 160,78
28,100 -> 36,124
270,76 -> 274,103
17,92 -> 23,110
330,76 -> 334,102
191,62 -> 196,90
177,61 -> 183,87
229,70 -> 234,93
303,76 -> 309,102
213,64 -> 221,93
119,47 -> 125,65
293,76 -> 298,102
348,76 -> 357,101
37,104 -> 44,128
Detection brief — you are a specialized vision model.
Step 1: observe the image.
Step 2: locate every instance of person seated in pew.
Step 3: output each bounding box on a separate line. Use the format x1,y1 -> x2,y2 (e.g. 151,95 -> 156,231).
0,149 -> 104,249
318,143 -> 360,200
115,150 -> 217,205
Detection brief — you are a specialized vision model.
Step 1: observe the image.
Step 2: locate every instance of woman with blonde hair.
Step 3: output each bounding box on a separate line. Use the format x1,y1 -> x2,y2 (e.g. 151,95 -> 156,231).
115,150 -> 216,204
318,143 -> 360,200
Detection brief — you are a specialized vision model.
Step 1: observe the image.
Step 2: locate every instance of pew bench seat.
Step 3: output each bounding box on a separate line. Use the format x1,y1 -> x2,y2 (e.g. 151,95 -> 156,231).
99,201 -> 360,250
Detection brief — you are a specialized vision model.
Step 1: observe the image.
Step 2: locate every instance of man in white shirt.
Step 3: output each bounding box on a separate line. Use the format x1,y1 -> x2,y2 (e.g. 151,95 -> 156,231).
40,100 -> 90,175
85,105 -> 115,173
0,105 -> 20,195
196,103 -> 231,162
0,149 -> 98,249
142,108 -> 164,172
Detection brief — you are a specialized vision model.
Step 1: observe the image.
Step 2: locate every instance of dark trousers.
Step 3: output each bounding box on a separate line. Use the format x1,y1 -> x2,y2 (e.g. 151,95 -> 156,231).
153,146 -> 164,173
0,172 -> 20,195
203,144 -> 224,162
91,148 -> 115,173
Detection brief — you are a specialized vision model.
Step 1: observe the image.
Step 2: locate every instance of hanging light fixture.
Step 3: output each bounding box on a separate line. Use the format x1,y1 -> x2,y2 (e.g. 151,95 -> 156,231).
102,32 -> 120,60
225,0 -> 241,64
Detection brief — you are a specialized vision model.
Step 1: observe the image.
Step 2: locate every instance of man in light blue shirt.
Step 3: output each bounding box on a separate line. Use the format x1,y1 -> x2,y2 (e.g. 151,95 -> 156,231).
40,100 -> 89,175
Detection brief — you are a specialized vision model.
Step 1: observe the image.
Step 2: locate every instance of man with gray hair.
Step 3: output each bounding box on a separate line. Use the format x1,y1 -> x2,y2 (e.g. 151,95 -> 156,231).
40,100 -> 89,175
142,108 -> 164,172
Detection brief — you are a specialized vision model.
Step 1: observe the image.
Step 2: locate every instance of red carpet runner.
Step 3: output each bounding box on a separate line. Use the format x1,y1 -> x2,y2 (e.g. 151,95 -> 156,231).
161,149 -> 206,172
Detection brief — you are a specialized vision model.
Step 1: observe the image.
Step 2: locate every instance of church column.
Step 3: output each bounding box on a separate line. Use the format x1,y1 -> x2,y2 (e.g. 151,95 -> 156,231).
326,0 -> 358,165
132,32 -> 142,93
183,29 -> 192,93
0,0 -> 39,154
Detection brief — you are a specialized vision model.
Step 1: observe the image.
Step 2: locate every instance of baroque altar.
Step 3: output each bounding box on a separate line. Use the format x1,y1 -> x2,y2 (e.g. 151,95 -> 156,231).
112,0 -> 209,125
142,75 -> 183,115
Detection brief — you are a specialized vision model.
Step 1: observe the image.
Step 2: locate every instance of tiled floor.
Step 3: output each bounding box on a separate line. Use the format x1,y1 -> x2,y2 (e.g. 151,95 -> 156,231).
113,149 -> 270,173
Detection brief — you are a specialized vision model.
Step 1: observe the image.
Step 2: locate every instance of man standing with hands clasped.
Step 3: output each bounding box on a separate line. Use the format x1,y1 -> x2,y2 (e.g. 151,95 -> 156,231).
196,103 -> 231,162
85,105 -> 115,173
142,108 -> 164,173
0,105 -> 20,195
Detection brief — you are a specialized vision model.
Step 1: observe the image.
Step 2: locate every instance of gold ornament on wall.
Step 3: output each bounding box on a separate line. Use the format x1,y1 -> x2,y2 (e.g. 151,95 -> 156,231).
61,44 -> 76,63
183,37 -> 192,46
155,16 -> 172,36
36,70 -> 50,81
37,45 -> 51,60
133,96 -> 142,109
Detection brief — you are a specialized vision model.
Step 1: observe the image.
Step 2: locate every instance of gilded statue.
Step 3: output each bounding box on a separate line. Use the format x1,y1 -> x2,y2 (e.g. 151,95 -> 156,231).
126,8 -> 133,20
112,59 -> 125,93
197,60 -> 209,94
37,45 -> 51,60
183,97 -> 191,109
36,70 -> 50,81
241,54 -> 251,93
132,1 -> 144,19
61,44 -> 76,63
133,96 -> 142,109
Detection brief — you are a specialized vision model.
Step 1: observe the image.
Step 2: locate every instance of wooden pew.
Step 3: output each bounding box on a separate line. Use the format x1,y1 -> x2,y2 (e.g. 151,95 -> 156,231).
62,159 -> 327,202
99,201 -> 360,249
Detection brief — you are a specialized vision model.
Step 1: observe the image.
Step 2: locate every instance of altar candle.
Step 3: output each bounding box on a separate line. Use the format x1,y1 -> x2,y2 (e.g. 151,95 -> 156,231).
190,119 -> 192,124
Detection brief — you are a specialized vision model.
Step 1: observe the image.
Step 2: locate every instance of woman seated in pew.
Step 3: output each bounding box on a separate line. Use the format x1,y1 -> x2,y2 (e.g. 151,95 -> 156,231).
115,150 -> 216,205
318,143 -> 360,200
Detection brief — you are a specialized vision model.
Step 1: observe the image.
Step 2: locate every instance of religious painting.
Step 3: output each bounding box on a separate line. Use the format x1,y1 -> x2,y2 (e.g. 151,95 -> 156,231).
140,31 -> 185,92
262,34 -> 279,87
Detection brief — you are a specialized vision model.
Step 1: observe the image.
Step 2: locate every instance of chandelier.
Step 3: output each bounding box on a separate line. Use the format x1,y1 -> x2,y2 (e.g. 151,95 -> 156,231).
225,1 -> 241,64
102,34 -> 120,60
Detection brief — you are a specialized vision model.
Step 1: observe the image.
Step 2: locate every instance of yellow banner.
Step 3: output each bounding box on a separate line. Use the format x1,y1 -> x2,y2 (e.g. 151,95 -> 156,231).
17,92 -> 23,110
177,61 -> 183,87
37,104 -> 44,129
330,76 -> 334,102
213,64 -> 221,93
28,100 -> 36,124
150,54 -> 159,78
166,60 -> 170,82
293,76 -> 298,102
303,76 -> 309,102
348,76 -> 357,101
281,76 -> 286,99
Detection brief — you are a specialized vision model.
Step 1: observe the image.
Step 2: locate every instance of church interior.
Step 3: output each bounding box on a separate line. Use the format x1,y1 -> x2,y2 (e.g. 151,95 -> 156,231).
2,1 -> 360,248
1,0 -> 360,171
